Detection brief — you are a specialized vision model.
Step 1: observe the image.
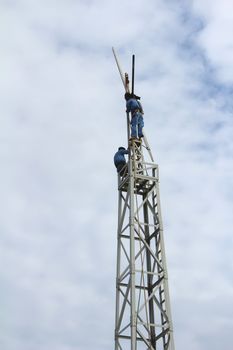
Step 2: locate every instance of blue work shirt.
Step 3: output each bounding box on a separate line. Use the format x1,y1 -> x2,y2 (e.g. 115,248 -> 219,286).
126,98 -> 143,114
114,149 -> 129,167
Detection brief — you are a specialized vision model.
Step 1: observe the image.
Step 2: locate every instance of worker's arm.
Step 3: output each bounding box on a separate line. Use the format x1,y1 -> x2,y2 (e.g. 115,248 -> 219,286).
137,100 -> 144,114
126,99 -> 132,113
119,149 -> 129,156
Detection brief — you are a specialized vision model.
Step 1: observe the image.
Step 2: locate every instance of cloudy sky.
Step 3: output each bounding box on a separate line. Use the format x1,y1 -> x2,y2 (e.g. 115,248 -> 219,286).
0,0 -> 233,349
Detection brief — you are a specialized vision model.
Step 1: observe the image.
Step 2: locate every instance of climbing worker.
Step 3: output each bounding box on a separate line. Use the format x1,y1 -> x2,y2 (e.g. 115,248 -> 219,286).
114,147 -> 129,176
125,92 -> 144,139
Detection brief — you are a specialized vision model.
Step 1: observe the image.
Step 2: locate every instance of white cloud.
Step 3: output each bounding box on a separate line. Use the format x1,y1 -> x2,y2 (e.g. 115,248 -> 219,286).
0,0 -> 232,349
192,0 -> 233,84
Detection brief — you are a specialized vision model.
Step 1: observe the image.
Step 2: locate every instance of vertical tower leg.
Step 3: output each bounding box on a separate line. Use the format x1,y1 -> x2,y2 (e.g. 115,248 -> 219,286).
129,154 -> 137,350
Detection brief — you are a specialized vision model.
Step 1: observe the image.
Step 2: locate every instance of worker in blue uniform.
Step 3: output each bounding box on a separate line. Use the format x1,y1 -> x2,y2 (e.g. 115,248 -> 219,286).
114,147 -> 129,175
125,92 -> 144,139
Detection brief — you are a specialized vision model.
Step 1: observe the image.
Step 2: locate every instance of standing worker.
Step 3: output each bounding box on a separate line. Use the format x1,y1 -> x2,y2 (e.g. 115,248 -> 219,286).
125,92 -> 144,140
114,147 -> 129,176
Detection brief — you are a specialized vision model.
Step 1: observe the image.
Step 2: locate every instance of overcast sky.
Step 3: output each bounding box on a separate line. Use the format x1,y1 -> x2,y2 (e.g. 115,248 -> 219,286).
0,0 -> 233,349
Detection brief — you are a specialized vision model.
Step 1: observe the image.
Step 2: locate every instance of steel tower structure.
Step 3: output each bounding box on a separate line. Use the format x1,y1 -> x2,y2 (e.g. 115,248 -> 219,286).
113,49 -> 175,350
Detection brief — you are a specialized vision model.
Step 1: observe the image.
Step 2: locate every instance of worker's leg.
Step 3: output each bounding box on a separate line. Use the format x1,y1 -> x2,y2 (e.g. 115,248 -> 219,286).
138,114 -> 144,138
117,162 -> 126,176
131,115 -> 138,138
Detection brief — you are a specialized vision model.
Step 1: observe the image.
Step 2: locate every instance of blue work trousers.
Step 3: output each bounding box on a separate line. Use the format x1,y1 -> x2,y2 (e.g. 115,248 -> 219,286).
131,113 -> 144,138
